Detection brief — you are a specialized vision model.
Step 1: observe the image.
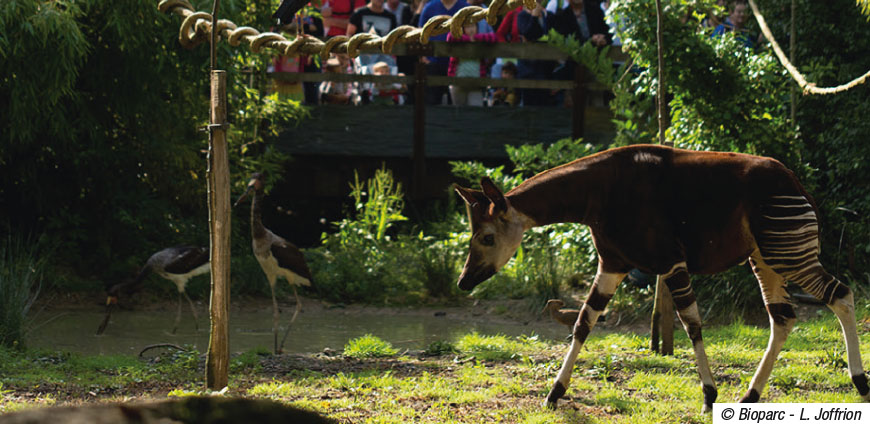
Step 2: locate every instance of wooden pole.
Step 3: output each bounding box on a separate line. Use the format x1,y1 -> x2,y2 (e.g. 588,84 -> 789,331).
789,0 -> 796,124
650,0 -> 675,356
412,57 -> 427,198
571,63 -> 586,140
205,69 -> 231,390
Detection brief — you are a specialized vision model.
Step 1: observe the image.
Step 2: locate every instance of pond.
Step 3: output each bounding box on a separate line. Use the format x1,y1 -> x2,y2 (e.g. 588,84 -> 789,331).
27,302 -> 571,356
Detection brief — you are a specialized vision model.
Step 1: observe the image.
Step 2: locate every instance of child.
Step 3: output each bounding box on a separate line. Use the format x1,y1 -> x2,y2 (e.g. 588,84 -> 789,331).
369,61 -> 406,105
319,56 -> 357,104
488,61 -> 517,106
446,22 -> 498,106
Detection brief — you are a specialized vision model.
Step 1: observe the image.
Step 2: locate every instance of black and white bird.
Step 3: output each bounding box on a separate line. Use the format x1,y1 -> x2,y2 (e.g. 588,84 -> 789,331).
235,172 -> 313,353
96,246 -> 210,335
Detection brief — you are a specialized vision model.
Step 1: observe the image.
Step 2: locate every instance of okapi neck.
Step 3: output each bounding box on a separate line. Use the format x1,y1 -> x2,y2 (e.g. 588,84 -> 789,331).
506,168 -> 592,227
250,191 -> 267,239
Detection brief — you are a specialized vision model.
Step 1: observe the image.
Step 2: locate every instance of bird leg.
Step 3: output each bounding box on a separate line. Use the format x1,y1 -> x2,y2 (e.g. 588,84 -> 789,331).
271,284 -> 280,354
173,291 -> 183,334
278,286 -> 301,353
183,291 -> 199,331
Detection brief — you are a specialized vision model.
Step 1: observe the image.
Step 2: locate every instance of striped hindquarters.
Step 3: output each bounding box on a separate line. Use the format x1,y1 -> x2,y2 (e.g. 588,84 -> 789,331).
755,195 -> 847,304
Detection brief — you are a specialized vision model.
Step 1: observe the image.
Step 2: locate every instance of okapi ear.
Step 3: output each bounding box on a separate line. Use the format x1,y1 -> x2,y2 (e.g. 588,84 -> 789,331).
480,177 -> 508,213
454,184 -> 481,206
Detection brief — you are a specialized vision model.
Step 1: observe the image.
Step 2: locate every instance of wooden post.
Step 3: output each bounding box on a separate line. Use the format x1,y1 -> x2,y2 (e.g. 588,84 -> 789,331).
789,0 -> 796,124
649,0 -> 675,356
412,57 -> 427,198
206,69 -> 231,390
571,63 -> 586,140
651,278 -> 674,354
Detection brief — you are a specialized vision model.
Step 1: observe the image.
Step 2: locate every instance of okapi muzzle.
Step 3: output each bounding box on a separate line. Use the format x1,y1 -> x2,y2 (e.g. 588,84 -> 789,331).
457,259 -> 496,291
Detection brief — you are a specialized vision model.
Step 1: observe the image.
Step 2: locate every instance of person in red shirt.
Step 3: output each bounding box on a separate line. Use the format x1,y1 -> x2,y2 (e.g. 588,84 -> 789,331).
322,0 -> 367,37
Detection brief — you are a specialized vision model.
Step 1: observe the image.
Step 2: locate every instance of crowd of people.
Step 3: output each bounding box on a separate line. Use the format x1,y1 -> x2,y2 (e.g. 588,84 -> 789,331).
270,0 -> 760,107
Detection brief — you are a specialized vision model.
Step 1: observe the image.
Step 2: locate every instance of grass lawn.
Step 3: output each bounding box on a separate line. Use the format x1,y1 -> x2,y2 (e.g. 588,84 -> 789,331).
2,307 -> 869,423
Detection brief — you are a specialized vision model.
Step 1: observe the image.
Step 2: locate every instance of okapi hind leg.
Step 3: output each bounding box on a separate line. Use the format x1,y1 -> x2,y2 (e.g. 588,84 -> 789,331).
662,262 -> 718,412
754,194 -> 870,399
741,255 -> 797,404
786,266 -> 868,400
828,287 -> 870,400
545,267 -> 625,409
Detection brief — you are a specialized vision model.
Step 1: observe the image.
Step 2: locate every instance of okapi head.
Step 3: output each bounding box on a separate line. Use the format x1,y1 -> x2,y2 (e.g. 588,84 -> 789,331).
454,177 -> 527,291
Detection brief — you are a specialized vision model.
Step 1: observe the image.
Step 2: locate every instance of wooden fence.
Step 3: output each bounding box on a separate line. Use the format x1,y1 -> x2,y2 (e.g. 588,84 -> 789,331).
270,41 -> 626,196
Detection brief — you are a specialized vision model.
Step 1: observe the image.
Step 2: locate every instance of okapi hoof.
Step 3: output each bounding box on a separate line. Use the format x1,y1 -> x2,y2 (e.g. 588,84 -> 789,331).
703,384 -> 717,413
544,381 -> 567,409
739,388 -> 760,403
852,373 -> 870,400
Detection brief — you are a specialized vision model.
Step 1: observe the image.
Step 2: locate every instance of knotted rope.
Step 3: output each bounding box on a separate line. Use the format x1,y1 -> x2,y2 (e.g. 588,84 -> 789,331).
158,0 -> 536,61
747,0 -> 870,95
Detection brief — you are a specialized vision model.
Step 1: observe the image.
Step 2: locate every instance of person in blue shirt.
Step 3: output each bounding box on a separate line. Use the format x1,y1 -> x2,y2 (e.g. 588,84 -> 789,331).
418,0 -> 470,104
712,0 -> 758,49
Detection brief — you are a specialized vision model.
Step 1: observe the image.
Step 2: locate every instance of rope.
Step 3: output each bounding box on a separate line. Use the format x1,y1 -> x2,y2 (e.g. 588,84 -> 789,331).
747,0 -> 870,95
157,0 -> 537,61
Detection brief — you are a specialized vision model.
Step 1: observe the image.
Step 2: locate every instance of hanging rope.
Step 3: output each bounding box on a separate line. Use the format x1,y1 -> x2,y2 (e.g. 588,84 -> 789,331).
158,0 -> 536,60
747,0 -> 870,95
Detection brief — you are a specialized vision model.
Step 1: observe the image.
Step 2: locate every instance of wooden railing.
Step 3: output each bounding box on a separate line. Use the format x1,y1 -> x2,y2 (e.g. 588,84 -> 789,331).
269,41 -> 626,196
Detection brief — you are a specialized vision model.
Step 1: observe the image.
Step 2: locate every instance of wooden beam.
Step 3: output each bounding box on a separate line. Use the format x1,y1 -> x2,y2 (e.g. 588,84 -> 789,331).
360,41 -> 629,61
412,59 -> 426,198
271,72 -> 585,90
206,70 -> 231,390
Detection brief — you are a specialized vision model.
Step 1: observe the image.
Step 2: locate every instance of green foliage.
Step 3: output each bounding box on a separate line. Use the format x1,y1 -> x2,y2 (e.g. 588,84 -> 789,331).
424,340 -> 459,356
455,333 -> 546,361
609,0 -> 798,161
544,29 -> 618,89
309,167 -> 414,303
0,235 -> 51,348
344,334 -> 399,358
0,0 -> 88,142
412,232 -> 464,299
229,346 -> 269,373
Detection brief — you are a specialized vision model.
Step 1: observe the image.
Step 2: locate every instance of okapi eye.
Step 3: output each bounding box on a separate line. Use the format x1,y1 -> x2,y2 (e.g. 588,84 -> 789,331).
481,234 -> 495,246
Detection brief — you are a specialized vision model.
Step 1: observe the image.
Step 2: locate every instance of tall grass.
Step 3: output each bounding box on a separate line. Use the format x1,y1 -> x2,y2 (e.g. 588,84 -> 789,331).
309,167 -> 411,303
0,234 -> 50,348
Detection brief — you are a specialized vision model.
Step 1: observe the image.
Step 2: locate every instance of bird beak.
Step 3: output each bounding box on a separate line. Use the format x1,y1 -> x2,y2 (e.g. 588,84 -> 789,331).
233,185 -> 254,208
96,300 -> 116,335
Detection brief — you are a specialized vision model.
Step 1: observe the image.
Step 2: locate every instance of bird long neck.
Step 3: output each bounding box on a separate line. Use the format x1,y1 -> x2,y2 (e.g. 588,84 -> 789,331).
251,190 -> 267,239
114,264 -> 151,297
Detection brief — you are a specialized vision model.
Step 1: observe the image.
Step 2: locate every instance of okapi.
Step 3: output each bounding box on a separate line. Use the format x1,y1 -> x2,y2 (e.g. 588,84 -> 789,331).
454,144 -> 869,411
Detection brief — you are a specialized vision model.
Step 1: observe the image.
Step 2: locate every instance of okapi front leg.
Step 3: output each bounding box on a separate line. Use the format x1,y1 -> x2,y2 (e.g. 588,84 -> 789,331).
663,262 -> 718,412
545,267 -> 625,409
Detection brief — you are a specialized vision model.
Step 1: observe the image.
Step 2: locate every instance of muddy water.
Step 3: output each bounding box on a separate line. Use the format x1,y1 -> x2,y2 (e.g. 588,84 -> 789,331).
27,304 -> 569,356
